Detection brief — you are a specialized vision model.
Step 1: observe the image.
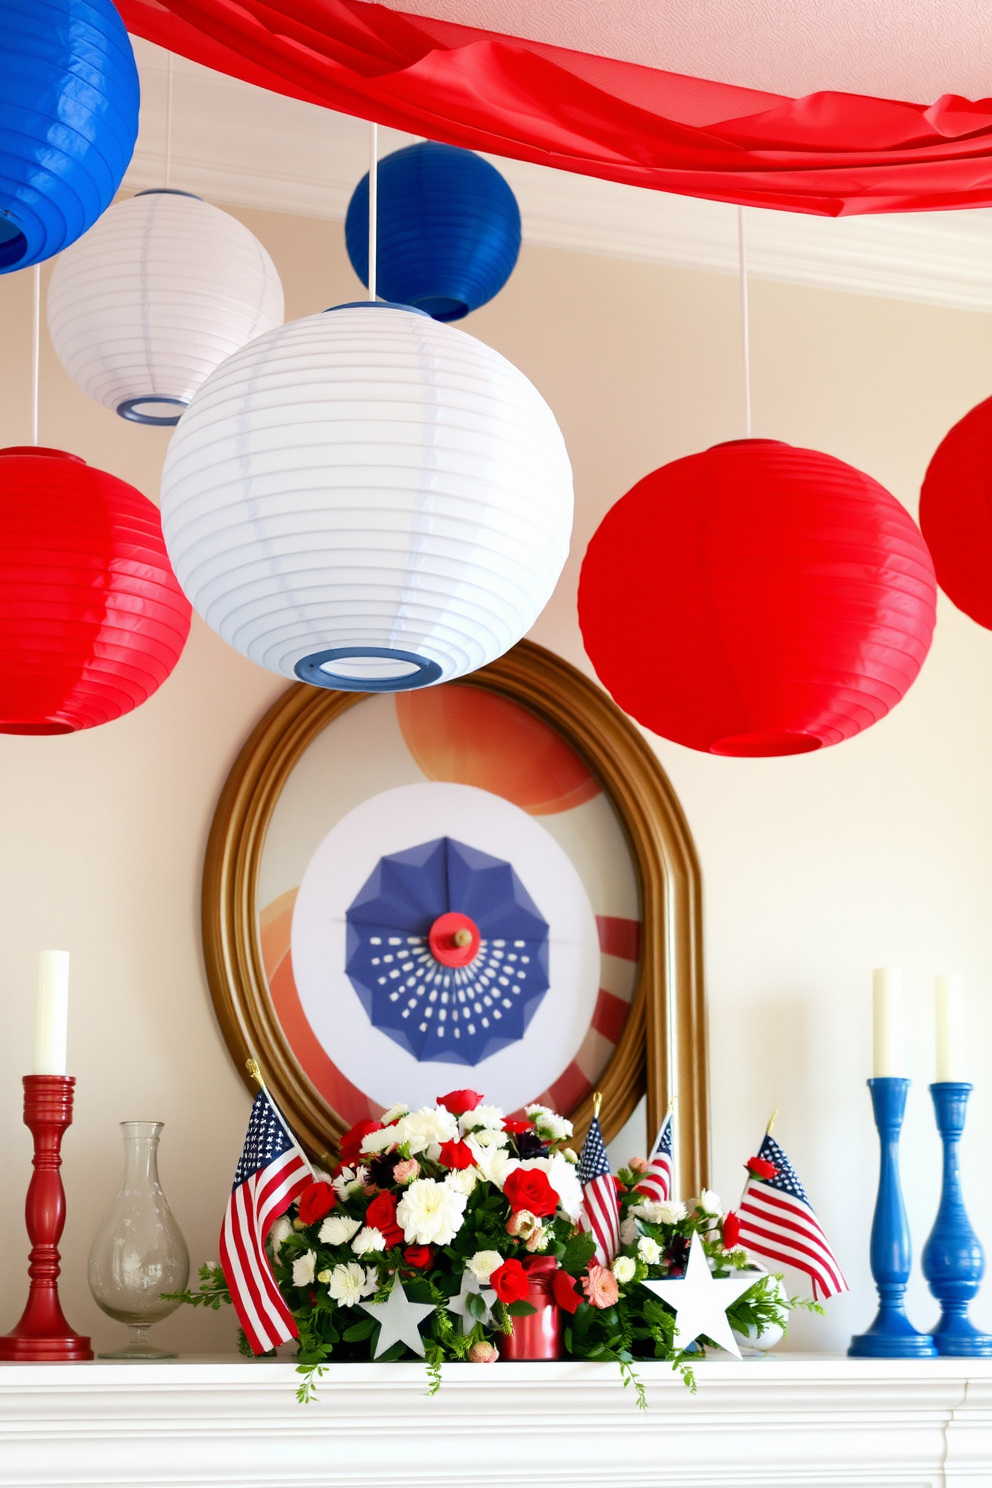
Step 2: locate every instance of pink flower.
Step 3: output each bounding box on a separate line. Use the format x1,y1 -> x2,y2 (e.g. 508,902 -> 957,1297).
467,1341 -> 498,1363
506,1209 -> 542,1242
393,1159 -> 420,1185
628,1156 -> 650,1173
582,1265 -> 620,1310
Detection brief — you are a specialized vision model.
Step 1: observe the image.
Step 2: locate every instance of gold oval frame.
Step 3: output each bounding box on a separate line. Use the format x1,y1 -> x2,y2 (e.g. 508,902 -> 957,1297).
202,639 -> 709,1193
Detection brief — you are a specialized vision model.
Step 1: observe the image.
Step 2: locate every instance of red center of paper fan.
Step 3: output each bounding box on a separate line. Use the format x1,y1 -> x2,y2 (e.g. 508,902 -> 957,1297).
428,911 -> 481,967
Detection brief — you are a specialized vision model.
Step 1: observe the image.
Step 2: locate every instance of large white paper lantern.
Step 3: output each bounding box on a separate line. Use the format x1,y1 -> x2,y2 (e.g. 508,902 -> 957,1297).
159,302 -> 573,690
47,190 -> 284,427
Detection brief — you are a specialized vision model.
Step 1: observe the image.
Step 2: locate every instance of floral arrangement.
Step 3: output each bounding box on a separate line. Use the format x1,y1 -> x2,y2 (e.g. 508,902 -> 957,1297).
177,1091 -> 819,1404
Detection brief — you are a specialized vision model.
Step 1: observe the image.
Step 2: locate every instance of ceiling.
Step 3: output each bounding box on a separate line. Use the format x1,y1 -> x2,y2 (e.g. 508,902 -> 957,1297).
125,37 -> 992,314
385,0 -> 992,104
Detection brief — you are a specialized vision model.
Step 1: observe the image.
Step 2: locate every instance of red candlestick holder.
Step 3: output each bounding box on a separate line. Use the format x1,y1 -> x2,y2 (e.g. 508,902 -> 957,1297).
0,1076 -> 92,1360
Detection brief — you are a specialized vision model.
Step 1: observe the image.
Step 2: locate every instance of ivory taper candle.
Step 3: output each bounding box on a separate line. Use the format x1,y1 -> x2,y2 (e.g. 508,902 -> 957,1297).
934,973 -> 966,1083
33,950 -> 69,1076
873,967 -> 905,1078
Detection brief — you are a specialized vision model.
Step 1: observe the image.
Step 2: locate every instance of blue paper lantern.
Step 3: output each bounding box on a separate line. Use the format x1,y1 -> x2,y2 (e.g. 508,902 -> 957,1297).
345,835 -> 550,1065
0,0 -> 139,273
345,141 -> 521,321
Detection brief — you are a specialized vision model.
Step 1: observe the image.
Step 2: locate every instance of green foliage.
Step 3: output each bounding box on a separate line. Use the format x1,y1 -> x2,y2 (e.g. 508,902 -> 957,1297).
163,1262 -> 231,1310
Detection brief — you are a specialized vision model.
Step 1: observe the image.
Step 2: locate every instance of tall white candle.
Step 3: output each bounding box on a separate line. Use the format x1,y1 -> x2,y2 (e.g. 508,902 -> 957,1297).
935,973 -> 966,1082
872,967 -> 905,1078
33,950 -> 69,1076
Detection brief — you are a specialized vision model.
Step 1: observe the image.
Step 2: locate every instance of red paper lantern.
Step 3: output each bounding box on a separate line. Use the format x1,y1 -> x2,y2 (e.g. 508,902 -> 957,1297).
578,439 -> 937,756
0,447 -> 191,734
919,396 -> 992,629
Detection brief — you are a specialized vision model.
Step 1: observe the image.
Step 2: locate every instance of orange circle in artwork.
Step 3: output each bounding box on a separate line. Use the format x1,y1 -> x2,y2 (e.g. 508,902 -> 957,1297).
396,685 -> 600,816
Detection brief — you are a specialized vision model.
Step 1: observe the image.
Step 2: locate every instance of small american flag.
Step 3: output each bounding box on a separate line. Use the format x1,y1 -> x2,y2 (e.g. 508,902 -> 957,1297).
577,1113 -> 619,1266
636,1110 -> 674,1203
219,1087 -> 313,1355
738,1134 -> 848,1301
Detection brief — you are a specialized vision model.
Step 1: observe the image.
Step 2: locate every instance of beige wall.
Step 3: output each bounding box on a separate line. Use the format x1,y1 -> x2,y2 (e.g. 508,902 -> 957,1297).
2,202 -> 992,1355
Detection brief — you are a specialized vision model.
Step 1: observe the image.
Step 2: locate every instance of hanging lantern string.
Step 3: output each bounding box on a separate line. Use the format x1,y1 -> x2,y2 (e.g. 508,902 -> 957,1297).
30,263 -> 40,446
738,205 -> 752,440
368,121 -> 378,302
164,52 -> 174,190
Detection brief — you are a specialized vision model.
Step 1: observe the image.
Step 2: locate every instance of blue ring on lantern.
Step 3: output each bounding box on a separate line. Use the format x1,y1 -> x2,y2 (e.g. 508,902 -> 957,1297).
117,395 -> 188,427
345,142 -> 521,321
295,646 -> 443,692
0,0 -> 140,273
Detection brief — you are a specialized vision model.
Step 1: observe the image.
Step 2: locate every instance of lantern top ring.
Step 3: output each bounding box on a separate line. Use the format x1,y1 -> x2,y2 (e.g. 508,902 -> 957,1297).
117,396 -> 188,427
324,300 -> 432,318
294,646 -> 444,692
133,189 -> 202,201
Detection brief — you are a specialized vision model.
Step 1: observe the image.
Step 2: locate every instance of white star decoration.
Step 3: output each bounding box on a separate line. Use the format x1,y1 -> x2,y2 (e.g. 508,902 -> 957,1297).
359,1281 -> 436,1359
445,1270 -> 495,1332
640,1233 -> 756,1359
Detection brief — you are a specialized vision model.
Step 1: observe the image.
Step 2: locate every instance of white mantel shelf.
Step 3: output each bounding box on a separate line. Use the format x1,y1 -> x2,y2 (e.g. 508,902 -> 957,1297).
3,1353 -> 992,1487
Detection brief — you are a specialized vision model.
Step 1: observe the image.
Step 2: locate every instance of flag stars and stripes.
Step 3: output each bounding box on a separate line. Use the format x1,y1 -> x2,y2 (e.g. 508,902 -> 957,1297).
737,1133 -> 848,1302
577,1113 -> 620,1266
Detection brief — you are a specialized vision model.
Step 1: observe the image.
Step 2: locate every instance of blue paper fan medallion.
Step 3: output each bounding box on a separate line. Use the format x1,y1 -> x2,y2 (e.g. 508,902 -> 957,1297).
345,836 -> 550,1065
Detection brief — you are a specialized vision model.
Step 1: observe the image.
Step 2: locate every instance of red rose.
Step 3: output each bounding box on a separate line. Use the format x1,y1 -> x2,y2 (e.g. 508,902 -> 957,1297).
297,1181 -> 336,1226
503,1167 -> 558,1218
436,1089 -> 484,1116
722,1211 -> 741,1249
403,1245 -> 434,1269
746,1156 -> 779,1181
340,1119 -> 383,1166
553,1269 -> 582,1315
502,1118 -> 532,1134
365,1190 -> 404,1246
438,1139 -> 476,1171
490,1258 -> 530,1305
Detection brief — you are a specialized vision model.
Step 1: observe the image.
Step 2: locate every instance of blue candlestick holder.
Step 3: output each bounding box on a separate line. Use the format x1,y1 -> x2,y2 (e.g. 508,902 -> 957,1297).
922,1082 -> 992,1356
849,1077 -> 936,1357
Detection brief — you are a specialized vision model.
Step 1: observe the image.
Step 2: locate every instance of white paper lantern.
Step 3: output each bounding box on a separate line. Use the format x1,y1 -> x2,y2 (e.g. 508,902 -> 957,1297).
159,302 -> 574,690
47,190 -> 284,426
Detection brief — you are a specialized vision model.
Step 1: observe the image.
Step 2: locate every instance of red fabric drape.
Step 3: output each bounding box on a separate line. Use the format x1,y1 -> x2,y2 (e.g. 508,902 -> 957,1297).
119,0 -> 992,216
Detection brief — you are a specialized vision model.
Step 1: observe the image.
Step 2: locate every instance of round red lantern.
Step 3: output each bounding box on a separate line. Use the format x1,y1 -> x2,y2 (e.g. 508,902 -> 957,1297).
578,439 -> 937,756
0,447 -> 191,734
919,396 -> 992,630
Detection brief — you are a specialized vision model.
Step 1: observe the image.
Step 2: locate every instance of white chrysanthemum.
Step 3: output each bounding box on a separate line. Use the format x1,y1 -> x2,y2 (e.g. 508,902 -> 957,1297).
612,1255 -> 637,1283
635,1199 -> 687,1225
319,1214 -> 361,1246
460,1105 -> 505,1133
468,1137 -> 517,1189
525,1103 -> 552,1118
620,1216 -> 640,1246
637,1236 -> 662,1264
396,1177 -> 468,1245
531,1110 -> 573,1142
332,1165 -> 368,1199
380,1103 -> 409,1125
444,1167 -> 479,1196
328,1261 -> 372,1308
352,1225 -> 387,1256
466,1249 -> 504,1283
292,1250 -> 316,1287
360,1126 -> 400,1155
467,1126 -> 509,1151
310,1166 -> 333,1185
269,1215 -> 293,1255
697,1189 -> 722,1215
316,1268 -> 331,1284
394,1106 -> 459,1155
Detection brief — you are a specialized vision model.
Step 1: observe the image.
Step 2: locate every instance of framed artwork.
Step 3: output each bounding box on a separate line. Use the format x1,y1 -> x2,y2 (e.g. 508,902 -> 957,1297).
203,639 -> 709,1193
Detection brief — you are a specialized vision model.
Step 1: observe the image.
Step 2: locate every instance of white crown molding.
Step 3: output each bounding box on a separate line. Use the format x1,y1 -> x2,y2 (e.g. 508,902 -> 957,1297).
125,37 -> 992,313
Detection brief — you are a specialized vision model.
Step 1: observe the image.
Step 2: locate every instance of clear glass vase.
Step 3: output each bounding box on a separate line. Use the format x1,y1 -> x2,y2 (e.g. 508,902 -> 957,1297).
88,1121 -> 190,1359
